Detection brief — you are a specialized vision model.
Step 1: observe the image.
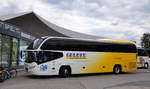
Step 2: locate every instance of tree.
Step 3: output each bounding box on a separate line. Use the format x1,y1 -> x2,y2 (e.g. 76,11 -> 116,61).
141,33 -> 150,48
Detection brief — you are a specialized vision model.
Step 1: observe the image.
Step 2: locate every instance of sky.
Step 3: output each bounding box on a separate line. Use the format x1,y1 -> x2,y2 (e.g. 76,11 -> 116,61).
0,0 -> 150,46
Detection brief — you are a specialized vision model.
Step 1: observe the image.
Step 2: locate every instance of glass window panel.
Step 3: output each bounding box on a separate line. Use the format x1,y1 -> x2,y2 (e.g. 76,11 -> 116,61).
1,35 -> 11,67
0,34 -> 2,66
20,40 -> 29,51
12,38 -> 19,66
19,40 -> 29,66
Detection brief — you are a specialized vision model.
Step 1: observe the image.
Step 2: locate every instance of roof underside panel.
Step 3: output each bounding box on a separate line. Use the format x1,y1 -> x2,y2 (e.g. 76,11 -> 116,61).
1,12 -> 68,38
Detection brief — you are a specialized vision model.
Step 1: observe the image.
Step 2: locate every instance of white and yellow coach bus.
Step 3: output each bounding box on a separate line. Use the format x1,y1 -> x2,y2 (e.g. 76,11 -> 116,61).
24,37 -> 137,77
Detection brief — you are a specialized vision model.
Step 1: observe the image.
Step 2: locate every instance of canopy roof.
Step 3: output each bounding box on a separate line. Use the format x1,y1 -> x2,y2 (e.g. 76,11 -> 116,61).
0,12 -> 103,39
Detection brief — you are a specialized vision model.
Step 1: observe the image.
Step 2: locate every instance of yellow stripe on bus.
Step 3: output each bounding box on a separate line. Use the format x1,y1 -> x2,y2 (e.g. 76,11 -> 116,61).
66,57 -> 88,59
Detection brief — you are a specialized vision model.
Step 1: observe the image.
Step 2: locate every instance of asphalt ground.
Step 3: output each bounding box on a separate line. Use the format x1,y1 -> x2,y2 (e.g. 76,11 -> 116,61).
1,69 -> 150,89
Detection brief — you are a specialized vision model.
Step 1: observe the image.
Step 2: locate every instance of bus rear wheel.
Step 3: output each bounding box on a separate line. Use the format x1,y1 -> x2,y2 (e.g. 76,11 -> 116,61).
113,65 -> 121,74
59,67 -> 71,78
144,63 -> 149,69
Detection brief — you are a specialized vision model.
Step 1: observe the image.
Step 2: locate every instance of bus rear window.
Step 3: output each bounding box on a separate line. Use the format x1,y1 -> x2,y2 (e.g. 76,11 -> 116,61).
138,49 -> 147,56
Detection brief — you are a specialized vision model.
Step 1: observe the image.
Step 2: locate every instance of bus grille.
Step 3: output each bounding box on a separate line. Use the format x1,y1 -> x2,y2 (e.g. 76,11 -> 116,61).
128,62 -> 136,69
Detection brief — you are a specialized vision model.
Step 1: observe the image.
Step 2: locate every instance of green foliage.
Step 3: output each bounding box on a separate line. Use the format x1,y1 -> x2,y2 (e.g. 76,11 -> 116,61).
141,33 -> 150,48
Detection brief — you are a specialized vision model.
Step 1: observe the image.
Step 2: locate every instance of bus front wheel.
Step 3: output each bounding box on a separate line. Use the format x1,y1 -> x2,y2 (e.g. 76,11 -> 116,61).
113,65 -> 121,74
59,66 -> 71,78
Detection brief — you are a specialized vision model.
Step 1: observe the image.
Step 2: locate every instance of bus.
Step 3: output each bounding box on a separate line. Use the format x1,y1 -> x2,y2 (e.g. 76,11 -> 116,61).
137,48 -> 150,69
23,37 -> 137,77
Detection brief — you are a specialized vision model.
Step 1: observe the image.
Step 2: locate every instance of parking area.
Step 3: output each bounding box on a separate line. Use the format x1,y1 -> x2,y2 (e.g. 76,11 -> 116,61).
0,69 -> 150,89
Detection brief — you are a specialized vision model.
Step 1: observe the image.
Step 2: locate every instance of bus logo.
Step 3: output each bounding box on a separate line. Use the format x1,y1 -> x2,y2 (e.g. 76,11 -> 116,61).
40,65 -> 48,71
66,53 -> 87,59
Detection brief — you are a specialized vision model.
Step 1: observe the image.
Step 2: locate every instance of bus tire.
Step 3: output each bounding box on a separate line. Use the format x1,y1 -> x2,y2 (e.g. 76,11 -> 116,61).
59,66 -> 71,78
144,63 -> 149,69
113,65 -> 121,74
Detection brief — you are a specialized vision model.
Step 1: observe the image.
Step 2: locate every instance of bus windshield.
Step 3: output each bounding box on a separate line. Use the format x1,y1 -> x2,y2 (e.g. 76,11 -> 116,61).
27,38 -> 45,49
24,51 -> 38,63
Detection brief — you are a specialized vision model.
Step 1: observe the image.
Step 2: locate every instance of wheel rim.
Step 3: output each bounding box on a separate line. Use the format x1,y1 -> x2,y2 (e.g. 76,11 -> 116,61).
145,64 -> 148,68
64,69 -> 69,76
115,67 -> 120,74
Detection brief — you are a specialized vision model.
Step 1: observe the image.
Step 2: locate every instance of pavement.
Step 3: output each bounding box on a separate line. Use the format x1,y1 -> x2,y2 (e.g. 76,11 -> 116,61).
1,69 -> 150,89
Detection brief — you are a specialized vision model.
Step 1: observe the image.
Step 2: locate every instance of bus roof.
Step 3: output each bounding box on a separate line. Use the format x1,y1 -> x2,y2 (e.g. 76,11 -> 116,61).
98,39 -> 136,45
42,37 -> 136,46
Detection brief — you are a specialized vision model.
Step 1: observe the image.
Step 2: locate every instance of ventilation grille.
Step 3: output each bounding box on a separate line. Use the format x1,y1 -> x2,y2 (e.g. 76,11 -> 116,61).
128,62 -> 136,69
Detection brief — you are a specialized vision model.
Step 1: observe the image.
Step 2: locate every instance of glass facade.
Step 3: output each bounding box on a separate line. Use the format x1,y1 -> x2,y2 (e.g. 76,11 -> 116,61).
0,20 -> 36,68
0,34 -> 30,67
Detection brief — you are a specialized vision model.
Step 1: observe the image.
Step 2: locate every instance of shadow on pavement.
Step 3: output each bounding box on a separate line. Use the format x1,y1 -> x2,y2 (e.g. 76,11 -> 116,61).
26,72 -> 136,79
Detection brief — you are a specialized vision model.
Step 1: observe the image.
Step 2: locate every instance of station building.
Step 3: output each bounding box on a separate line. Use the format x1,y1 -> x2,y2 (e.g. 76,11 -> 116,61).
0,12 -> 102,68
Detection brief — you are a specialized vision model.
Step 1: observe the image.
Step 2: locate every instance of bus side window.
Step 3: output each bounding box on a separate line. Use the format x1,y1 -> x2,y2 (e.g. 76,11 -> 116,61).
40,40 -> 57,50
45,52 -> 63,61
38,51 -> 63,64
